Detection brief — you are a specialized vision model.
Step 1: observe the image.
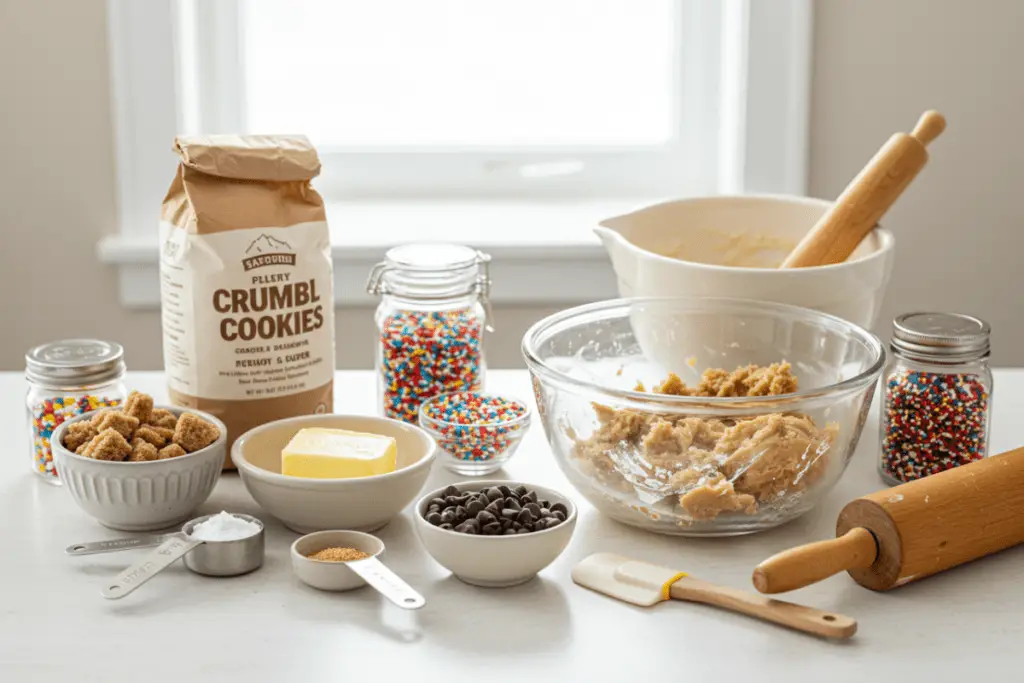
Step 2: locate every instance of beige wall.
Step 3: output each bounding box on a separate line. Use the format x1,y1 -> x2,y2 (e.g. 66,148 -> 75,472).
809,0 -> 1024,357
1,0 -> 1022,372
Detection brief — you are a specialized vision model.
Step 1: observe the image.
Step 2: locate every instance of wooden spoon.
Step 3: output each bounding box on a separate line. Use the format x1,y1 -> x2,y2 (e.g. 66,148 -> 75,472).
781,110 -> 945,268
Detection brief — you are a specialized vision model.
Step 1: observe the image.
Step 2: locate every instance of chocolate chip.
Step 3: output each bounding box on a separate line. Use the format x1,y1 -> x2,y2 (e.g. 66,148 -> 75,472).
455,520 -> 478,534
476,510 -> 496,525
424,484 -> 569,536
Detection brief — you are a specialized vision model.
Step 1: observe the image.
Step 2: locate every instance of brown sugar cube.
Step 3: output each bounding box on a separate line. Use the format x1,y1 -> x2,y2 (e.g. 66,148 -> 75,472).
158,443 -> 187,460
149,426 -> 176,442
122,391 -> 154,424
147,409 -> 177,430
128,439 -> 160,462
83,429 -> 132,462
90,408 -> 115,427
95,411 -> 140,440
134,426 -> 168,448
63,422 -> 98,452
173,413 -> 220,453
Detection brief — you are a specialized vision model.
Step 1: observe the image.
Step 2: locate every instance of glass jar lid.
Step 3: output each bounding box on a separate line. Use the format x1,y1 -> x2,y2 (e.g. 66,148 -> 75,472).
25,339 -> 126,387
891,312 -> 990,362
366,243 -> 491,300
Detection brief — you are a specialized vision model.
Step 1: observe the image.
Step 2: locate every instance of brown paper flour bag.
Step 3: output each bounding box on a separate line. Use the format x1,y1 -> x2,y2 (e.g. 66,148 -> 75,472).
160,135 -> 335,466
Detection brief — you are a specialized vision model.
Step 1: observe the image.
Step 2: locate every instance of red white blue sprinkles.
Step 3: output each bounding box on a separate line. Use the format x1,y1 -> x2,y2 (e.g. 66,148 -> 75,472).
379,308 -> 483,423
420,392 -> 528,462
882,370 -> 989,483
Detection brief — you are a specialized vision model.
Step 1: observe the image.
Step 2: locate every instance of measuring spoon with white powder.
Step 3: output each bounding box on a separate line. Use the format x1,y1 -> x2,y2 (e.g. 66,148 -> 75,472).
98,511 -> 265,599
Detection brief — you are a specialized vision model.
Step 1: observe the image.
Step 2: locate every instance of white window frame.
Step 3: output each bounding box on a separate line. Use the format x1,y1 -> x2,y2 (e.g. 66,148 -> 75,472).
99,0 -> 812,307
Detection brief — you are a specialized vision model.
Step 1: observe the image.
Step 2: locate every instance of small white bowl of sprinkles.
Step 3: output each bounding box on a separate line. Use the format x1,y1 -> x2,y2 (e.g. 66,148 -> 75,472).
418,392 -> 531,475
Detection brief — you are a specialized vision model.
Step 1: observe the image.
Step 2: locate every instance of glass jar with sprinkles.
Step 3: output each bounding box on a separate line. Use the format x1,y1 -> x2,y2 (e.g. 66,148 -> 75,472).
879,313 -> 992,486
366,244 -> 492,424
26,339 -> 127,484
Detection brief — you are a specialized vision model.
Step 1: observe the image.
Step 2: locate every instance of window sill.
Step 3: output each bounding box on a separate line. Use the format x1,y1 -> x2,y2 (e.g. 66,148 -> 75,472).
97,199 -> 640,308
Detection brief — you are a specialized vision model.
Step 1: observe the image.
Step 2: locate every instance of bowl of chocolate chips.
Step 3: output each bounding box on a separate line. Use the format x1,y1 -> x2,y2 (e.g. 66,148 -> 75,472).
414,481 -> 576,587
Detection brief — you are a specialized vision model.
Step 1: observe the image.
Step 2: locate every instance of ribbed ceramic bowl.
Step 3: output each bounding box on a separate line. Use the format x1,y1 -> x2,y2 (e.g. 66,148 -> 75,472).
231,414 -> 436,534
52,406 -> 226,531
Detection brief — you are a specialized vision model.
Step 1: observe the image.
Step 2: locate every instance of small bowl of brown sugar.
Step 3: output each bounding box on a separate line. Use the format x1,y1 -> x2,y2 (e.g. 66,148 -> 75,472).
291,530 -> 385,592
51,395 -> 226,531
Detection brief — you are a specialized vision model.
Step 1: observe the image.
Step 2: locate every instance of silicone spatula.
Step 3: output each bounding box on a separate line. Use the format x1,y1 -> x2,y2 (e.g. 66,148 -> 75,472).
572,552 -> 857,640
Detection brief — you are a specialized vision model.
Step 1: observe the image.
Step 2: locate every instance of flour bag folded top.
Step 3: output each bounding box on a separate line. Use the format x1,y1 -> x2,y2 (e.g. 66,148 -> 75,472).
160,135 -> 335,465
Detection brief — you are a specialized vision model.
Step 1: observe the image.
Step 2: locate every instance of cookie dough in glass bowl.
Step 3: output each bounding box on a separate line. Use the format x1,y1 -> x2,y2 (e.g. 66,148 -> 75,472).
522,297 -> 885,536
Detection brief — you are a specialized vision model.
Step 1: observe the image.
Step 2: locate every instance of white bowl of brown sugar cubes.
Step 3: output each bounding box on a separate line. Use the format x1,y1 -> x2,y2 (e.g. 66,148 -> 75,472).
51,391 -> 226,531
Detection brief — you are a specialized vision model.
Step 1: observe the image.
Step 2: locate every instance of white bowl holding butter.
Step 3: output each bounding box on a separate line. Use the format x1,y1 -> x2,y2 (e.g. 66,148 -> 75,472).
231,414 -> 435,534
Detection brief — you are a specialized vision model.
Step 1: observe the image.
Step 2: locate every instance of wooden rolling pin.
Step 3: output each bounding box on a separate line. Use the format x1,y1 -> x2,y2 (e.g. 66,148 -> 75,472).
752,446 -> 1024,593
780,110 -> 946,268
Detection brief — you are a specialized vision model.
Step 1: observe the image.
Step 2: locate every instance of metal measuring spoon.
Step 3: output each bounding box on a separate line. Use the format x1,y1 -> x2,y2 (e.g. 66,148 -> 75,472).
100,512 -> 265,599
67,533 -> 178,556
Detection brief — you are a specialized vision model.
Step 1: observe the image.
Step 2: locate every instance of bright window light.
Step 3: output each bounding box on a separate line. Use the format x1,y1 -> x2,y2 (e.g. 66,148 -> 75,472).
241,0 -> 677,148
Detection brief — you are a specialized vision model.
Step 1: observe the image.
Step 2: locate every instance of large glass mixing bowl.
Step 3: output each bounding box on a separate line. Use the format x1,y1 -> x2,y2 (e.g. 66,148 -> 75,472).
522,297 -> 885,536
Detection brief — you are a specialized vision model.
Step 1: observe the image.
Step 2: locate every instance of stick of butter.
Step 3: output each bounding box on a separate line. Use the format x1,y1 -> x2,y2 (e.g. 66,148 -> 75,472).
281,428 -> 398,479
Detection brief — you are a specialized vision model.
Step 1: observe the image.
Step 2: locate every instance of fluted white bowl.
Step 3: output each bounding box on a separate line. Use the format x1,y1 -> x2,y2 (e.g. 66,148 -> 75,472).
52,406 -> 226,531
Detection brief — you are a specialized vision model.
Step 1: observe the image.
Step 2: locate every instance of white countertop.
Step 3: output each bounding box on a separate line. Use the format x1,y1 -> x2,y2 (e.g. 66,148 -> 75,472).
3,370 -> 1022,681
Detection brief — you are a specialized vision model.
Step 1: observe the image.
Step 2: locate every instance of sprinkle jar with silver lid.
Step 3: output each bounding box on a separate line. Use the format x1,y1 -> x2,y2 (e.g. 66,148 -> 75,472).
879,313 -> 992,486
25,339 -> 127,483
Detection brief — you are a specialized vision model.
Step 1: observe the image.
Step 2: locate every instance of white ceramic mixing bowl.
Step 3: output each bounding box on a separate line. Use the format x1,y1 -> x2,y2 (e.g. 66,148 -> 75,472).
594,194 -> 894,329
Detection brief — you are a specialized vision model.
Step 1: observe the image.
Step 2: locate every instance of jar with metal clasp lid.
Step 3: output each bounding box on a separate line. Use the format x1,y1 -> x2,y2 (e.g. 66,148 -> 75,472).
366,244 -> 493,424
879,312 -> 992,485
25,339 -> 128,483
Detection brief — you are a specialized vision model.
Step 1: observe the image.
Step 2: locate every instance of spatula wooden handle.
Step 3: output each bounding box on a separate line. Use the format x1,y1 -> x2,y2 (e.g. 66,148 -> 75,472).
670,577 -> 857,639
752,527 -> 879,594
780,110 -> 945,268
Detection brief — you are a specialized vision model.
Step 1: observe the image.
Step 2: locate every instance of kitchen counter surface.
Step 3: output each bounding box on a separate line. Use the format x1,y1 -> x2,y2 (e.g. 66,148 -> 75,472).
2,370 -> 1022,681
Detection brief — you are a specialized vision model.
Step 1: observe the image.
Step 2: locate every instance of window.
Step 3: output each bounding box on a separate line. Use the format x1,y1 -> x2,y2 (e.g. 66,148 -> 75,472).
179,0 -> 724,199
102,0 -> 810,305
